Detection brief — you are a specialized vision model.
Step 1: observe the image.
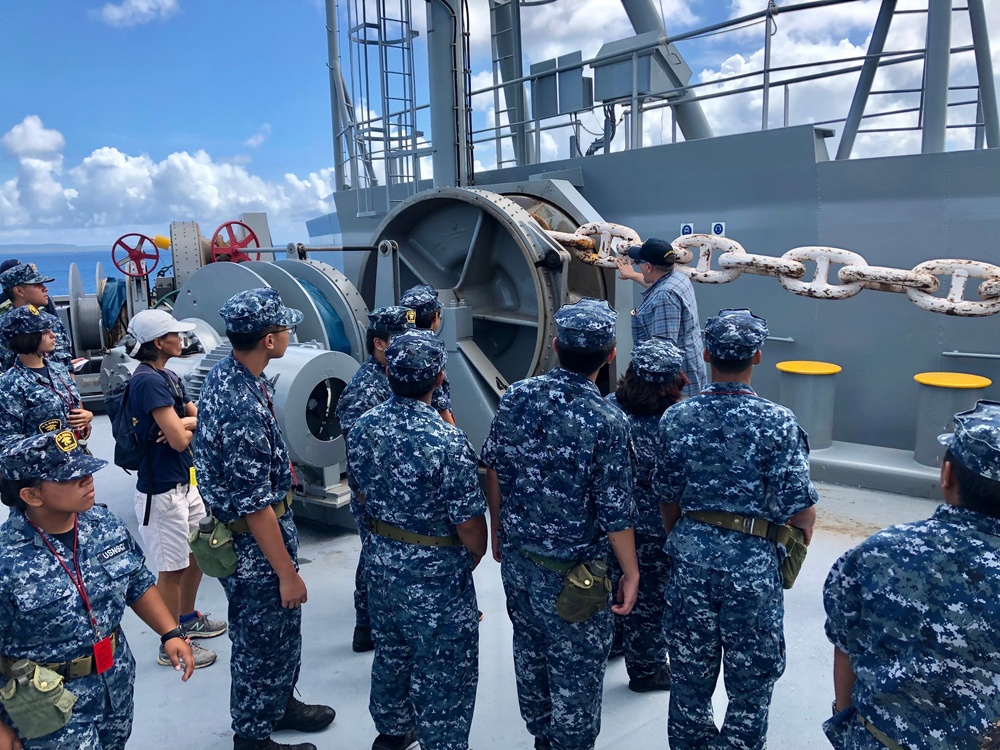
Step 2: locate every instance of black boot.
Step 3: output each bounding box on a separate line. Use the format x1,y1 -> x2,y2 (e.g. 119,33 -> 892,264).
627,665 -> 671,693
353,624 -> 375,652
372,728 -> 418,750
233,735 -> 317,750
533,738 -> 552,750
273,695 -> 336,733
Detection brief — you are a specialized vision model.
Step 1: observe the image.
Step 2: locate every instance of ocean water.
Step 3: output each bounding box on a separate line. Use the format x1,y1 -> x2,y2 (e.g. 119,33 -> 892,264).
0,248 -> 174,297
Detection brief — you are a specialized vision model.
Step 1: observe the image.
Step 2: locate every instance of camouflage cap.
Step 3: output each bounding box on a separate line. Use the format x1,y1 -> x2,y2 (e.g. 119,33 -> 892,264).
368,306 -> 416,335
1,431 -> 107,482
0,304 -> 60,345
703,308 -> 769,361
385,328 -> 447,384
219,288 -> 303,334
631,337 -> 684,383
400,284 -> 443,317
938,400 -> 1000,480
555,297 -> 617,349
0,262 -> 55,290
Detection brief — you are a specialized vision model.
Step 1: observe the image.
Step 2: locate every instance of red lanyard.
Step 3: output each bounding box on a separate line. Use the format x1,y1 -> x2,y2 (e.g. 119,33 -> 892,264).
32,365 -> 79,413
26,518 -> 99,636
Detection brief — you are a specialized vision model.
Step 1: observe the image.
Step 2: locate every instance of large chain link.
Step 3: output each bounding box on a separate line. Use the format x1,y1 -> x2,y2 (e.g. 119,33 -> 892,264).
547,230 -> 1000,317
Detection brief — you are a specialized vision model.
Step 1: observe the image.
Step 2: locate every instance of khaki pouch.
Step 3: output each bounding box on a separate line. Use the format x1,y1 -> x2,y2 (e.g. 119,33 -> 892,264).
779,526 -> 808,590
555,560 -> 612,623
0,661 -> 76,739
188,515 -> 238,578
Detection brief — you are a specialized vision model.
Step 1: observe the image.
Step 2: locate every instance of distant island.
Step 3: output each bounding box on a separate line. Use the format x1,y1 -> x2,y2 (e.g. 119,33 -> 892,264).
0,244 -> 109,253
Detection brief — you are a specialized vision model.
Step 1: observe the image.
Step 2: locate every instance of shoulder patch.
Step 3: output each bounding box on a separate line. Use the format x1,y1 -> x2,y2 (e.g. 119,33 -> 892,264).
96,541 -> 128,563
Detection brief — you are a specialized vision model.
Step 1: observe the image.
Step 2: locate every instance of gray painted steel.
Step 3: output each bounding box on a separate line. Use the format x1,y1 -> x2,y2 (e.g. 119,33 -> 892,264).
776,367 -> 838,450
913,379 -> 990,467
922,0 -> 953,154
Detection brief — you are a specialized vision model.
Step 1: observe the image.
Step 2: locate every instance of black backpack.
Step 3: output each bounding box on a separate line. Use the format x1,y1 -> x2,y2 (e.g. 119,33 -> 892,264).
105,369 -> 154,471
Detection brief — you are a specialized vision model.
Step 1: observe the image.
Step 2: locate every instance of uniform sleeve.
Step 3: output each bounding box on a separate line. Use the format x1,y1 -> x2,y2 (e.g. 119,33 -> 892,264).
823,548 -> 865,655
52,321 -> 74,368
772,420 -> 819,516
345,419 -> 368,495
0,378 -> 29,442
222,407 -> 286,516
431,374 -> 452,412
442,436 -> 486,526
592,413 -> 635,533
480,388 -> 515,469
653,411 -> 685,505
123,530 -> 157,605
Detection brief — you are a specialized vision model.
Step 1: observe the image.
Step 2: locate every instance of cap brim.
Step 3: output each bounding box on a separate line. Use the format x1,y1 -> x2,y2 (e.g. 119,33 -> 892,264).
276,307 -> 304,326
625,246 -> 643,261
171,320 -> 198,333
48,454 -> 108,481
937,433 -> 955,447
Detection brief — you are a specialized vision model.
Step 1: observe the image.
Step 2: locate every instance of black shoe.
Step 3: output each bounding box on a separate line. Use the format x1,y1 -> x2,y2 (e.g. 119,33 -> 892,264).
372,729 -> 418,750
233,735 -> 317,750
627,666 -> 671,693
534,738 -> 552,750
273,695 -> 336,733
608,627 -> 624,660
353,624 -> 375,652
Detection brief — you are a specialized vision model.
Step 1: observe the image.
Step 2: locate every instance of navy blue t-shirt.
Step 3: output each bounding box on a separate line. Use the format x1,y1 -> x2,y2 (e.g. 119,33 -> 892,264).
128,364 -> 193,494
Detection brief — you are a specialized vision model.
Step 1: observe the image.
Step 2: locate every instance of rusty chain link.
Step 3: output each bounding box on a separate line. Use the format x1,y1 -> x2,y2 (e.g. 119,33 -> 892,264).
545,230 -> 1000,317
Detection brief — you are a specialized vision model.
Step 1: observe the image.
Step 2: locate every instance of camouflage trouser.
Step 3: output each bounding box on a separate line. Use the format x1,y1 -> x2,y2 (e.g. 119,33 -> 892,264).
222,575 -> 303,741
663,558 -> 785,750
501,541 -> 612,750
608,532 -> 670,680
368,562 -> 479,750
350,493 -> 371,628
10,650 -> 135,750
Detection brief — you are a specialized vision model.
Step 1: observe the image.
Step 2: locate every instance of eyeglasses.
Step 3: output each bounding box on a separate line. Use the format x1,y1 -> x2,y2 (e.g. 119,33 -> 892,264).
259,325 -> 296,340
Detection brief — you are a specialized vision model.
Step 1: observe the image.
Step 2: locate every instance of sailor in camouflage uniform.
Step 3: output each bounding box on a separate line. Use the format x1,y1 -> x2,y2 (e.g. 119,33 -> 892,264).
399,285 -> 454,424
194,289 -> 335,750
0,264 -> 73,373
482,297 -> 638,750
335,306 -> 415,653
655,308 -> 817,750
605,337 -> 687,693
0,431 -> 194,750
0,306 -> 92,444
347,328 -> 487,750
823,400 -> 1000,750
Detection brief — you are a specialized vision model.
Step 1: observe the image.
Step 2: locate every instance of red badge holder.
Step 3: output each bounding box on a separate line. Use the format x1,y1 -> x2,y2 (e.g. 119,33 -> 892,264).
93,636 -> 114,674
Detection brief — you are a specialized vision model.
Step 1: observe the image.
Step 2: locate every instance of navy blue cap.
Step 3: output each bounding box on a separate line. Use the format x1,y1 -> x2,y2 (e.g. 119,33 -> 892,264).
219,288 -> 303,334
0,263 -> 55,290
625,238 -> 676,266
631,337 -> 684,383
1,431 -> 107,482
400,284 -> 443,318
385,329 -> 447,383
368,306 -> 416,335
0,304 -> 60,345
555,298 -> 617,349
938,400 -> 1000,481
704,308 -> 769,361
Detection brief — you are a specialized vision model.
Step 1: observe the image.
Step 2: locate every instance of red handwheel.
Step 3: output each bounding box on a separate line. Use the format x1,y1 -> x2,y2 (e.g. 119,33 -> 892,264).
112,233 -> 160,278
211,220 -> 261,263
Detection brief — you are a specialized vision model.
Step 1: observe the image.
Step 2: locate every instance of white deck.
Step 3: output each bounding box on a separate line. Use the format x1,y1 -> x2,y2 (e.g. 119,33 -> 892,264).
3,415 -> 938,749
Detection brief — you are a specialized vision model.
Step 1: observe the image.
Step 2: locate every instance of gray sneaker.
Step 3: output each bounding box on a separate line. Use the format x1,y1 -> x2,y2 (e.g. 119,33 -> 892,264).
158,640 -> 218,669
183,612 -> 228,639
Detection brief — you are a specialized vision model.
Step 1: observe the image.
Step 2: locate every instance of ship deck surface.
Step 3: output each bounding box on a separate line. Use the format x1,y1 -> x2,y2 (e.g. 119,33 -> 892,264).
1,415 -> 938,749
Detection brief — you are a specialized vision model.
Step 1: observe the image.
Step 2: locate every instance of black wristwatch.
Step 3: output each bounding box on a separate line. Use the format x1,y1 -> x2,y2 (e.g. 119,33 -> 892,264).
160,627 -> 187,645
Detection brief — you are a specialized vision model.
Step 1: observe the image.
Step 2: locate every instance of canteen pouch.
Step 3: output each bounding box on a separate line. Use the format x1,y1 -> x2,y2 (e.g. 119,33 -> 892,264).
822,705 -> 857,749
779,525 -> 808,590
0,662 -> 76,739
188,515 -> 238,578
555,560 -> 612,623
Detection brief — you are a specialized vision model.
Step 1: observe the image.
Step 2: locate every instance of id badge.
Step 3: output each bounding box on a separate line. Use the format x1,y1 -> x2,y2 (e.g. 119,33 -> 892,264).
190,466 -> 197,487
93,636 -> 114,674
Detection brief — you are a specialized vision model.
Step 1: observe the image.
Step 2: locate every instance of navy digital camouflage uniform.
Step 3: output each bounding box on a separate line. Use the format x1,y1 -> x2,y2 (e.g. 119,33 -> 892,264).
194,289 -> 305,741
335,306 -> 414,631
0,307 -> 82,442
605,337 -> 684,683
400,285 -> 452,413
625,239 -> 705,397
0,432 -> 156,749
347,328 -> 485,750
655,308 -> 817,750
0,264 -> 73,372
823,400 -> 1000,750
482,298 -> 634,750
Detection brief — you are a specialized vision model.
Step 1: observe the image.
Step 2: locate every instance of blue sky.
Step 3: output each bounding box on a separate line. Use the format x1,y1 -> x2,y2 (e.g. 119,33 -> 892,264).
1,0 -> 995,250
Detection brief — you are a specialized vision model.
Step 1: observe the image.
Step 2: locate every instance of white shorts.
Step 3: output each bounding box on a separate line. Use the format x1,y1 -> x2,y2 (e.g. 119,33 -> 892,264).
133,483 -> 207,573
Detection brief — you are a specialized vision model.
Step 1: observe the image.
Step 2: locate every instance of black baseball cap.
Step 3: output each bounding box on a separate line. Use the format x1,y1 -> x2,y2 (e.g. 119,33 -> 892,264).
626,237 -> 676,266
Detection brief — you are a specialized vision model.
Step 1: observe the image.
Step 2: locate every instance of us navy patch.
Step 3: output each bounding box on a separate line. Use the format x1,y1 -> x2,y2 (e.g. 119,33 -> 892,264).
97,542 -> 128,563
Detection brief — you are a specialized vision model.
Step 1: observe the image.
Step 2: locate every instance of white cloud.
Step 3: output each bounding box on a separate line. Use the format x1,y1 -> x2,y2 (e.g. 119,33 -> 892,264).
1,115 -> 65,158
96,0 -> 179,28
243,124 -> 271,149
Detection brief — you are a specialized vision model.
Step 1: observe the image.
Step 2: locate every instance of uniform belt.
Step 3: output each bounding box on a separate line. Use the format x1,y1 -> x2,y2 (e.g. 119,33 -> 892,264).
1,627 -> 121,681
228,491 -> 293,535
686,510 -> 796,547
369,518 -> 461,547
520,547 -> 576,576
858,712 -> 908,750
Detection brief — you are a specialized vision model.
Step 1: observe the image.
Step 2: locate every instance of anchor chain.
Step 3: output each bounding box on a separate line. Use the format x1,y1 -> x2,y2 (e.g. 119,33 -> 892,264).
545,229 -> 1000,317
